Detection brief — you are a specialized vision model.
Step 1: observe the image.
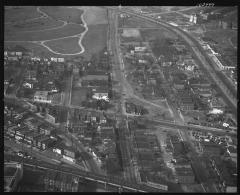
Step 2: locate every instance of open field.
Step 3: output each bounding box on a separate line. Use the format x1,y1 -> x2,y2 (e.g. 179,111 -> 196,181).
5,6 -> 40,23
141,6 -> 188,13
4,42 -> 71,59
78,6 -> 108,25
44,37 -> 82,54
4,6 -> 107,60
140,28 -> 177,42
204,29 -> 237,50
126,97 -> 173,121
230,35 -> 237,48
122,28 -> 141,37
5,17 -> 64,32
5,24 -> 85,41
141,29 -> 178,59
119,16 -> 161,28
81,24 -> 108,60
4,65 -> 21,81
71,87 -> 89,106
40,6 -> 83,24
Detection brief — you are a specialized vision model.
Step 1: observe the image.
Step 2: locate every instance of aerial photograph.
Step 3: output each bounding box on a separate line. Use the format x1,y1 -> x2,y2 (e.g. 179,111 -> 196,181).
4,5 -> 237,192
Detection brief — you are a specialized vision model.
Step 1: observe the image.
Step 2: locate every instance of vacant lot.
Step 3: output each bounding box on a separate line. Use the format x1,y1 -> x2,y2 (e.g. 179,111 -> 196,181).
122,28 -> 141,37
71,87 -> 89,106
5,6 -> 40,23
204,29 -> 237,50
40,6 -> 83,24
5,24 -> 85,41
140,28 -> 177,42
4,42 -> 68,58
44,37 -> 82,54
79,6 -> 108,25
230,35 -> 237,48
81,24 -> 108,60
5,17 -> 63,32
142,29 -> 178,60
120,16 -> 161,28
4,65 -> 21,81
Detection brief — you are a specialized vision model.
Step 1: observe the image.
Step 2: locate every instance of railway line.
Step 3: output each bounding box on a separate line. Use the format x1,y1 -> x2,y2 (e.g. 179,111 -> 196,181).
107,7 -> 237,119
5,154 -> 165,192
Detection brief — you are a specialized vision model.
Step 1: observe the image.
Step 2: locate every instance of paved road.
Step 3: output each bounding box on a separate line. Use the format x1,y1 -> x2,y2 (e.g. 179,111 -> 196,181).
108,9 -> 137,183
108,7 -> 237,120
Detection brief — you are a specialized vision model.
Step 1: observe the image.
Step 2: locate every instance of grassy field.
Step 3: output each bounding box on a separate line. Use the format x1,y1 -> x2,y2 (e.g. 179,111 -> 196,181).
140,28 -> 178,59
81,24 -> 108,60
4,42 -> 73,59
40,6 -> 83,24
4,6 -> 107,60
81,6 -> 108,25
5,17 -> 63,32
44,37 -> 82,54
204,29 -> 237,50
5,6 -> 40,23
140,28 -> 177,42
71,87 -> 89,106
119,16 -> 161,28
4,65 -> 21,80
5,24 -> 85,41
230,35 -> 237,47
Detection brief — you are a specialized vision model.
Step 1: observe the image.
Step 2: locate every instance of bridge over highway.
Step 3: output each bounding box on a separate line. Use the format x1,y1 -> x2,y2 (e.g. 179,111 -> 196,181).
5,155 -> 167,192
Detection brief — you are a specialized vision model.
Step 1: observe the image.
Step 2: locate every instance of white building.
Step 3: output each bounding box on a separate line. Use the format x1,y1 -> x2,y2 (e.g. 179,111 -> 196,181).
33,91 -> 51,103
92,89 -> 109,101
134,46 -> 146,52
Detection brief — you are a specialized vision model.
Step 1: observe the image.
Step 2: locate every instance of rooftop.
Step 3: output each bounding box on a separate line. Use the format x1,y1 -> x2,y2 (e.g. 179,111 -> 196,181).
34,91 -> 49,97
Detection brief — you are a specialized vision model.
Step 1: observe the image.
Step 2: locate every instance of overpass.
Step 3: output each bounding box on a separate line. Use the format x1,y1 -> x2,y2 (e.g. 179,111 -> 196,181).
5,155 -> 167,192
106,7 -> 237,119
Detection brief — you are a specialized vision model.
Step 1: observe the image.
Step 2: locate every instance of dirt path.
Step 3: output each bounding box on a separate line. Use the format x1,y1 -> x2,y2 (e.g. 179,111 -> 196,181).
5,6 -> 89,56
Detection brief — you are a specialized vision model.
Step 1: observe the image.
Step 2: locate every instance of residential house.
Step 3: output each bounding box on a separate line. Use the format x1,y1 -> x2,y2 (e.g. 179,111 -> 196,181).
40,138 -> 57,151
37,136 -> 51,150
177,90 -> 194,111
175,167 -> 195,184
38,123 -> 55,135
33,91 -> 52,103
201,141 -> 222,157
24,70 -> 37,81
33,134 -> 47,147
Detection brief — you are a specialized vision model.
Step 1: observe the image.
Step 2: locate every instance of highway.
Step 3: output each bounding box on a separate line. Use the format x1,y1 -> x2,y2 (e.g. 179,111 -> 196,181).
5,155 -> 164,192
107,7 -> 237,120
